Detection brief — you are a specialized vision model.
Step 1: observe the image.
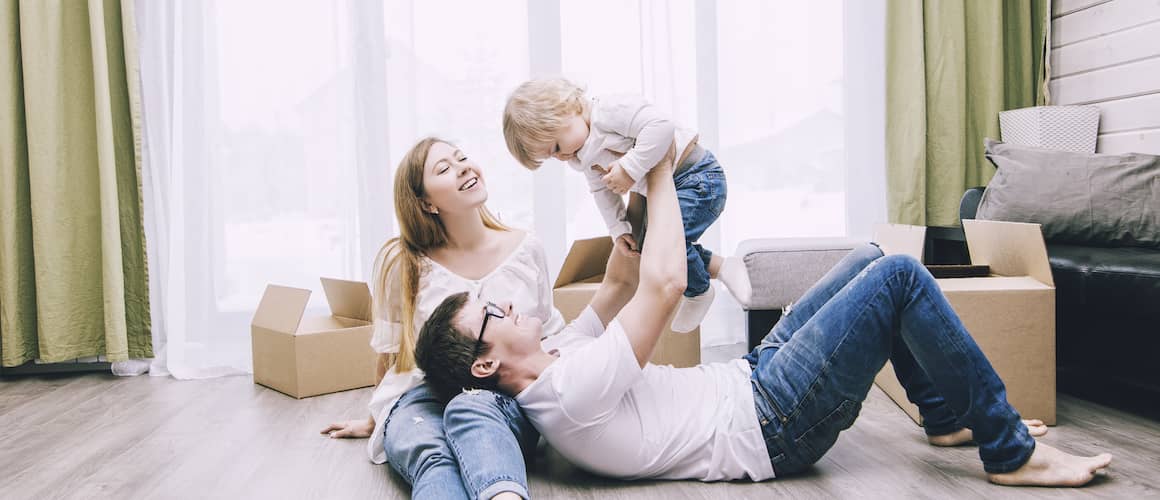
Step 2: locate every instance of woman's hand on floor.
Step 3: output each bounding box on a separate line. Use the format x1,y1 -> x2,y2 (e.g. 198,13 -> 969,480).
321,416 -> 375,439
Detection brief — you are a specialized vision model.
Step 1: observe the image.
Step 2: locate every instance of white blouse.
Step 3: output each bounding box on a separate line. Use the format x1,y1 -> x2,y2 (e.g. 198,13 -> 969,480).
366,231 -> 566,464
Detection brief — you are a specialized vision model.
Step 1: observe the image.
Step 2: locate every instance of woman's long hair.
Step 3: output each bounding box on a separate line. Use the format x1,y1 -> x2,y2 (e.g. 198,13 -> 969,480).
373,137 -> 508,373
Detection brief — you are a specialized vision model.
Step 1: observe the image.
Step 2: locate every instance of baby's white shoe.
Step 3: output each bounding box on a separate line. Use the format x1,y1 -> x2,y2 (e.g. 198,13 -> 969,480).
671,284 -> 715,333
717,256 -> 752,306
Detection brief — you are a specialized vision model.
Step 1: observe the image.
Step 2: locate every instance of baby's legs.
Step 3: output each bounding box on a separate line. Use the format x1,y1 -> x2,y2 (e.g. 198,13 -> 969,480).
709,252 -> 751,305
673,189 -> 724,297
672,150 -> 749,305
671,242 -> 714,333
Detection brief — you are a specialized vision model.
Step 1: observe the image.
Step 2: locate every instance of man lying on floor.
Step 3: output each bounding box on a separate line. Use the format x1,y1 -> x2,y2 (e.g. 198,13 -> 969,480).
414,159 -> 1112,487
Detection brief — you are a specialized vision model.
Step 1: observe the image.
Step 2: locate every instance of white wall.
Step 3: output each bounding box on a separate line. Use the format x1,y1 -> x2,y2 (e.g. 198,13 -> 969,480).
1049,0 -> 1160,154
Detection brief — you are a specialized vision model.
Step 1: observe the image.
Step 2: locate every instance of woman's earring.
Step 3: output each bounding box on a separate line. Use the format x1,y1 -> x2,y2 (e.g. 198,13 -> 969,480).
428,206 -> 439,215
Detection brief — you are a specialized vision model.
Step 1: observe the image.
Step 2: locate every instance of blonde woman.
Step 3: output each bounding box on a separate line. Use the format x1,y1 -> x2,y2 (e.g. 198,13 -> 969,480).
321,138 -> 634,499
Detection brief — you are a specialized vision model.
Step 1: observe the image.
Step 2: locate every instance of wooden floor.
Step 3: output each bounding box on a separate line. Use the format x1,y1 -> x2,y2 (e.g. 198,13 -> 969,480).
2,367 -> 1158,500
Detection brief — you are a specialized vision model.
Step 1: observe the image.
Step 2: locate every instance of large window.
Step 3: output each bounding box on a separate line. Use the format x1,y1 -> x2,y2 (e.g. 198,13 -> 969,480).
716,0 -> 847,253
211,0 -> 852,309
214,1 -> 362,314
557,0 -> 701,243
138,0 -> 881,376
556,0 -> 847,252
383,1 -> 533,230
560,0 -> 647,242
215,0 -> 536,313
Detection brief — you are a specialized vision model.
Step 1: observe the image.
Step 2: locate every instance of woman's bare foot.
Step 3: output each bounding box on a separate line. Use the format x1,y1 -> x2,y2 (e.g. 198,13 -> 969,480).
988,442 -> 1112,487
928,419 -> 1048,447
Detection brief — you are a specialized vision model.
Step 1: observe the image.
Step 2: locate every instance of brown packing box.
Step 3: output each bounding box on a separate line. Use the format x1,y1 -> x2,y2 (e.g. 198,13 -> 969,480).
873,220 -> 1056,425
554,237 -> 701,368
251,277 -> 379,398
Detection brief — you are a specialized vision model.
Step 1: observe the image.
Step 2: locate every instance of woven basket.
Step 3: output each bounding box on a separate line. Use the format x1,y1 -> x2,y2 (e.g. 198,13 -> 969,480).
998,105 -> 1100,153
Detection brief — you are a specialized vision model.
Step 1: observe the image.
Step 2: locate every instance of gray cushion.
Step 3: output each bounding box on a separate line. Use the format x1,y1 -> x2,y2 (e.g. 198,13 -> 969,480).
737,237 -> 863,309
979,139 -> 1160,248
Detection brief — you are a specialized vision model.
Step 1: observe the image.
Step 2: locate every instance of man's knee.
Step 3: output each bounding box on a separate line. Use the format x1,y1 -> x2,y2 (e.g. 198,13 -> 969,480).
878,253 -> 922,271
853,242 -> 885,264
869,254 -> 926,286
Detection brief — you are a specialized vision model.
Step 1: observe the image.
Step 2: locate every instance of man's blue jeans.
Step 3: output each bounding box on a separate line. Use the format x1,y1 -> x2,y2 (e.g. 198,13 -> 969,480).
383,384 -> 538,500
745,244 -> 1035,475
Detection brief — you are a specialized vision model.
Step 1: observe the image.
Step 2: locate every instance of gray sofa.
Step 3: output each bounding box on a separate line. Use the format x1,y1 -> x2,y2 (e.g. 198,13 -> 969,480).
733,237 -> 864,349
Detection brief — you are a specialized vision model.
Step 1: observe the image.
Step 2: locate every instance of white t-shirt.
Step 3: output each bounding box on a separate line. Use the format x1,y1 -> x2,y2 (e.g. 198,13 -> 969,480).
569,95 -> 699,240
516,307 -> 775,482
365,232 -> 566,464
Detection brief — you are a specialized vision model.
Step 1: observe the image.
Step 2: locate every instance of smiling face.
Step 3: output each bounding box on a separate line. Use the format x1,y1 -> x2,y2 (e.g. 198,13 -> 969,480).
545,113 -> 589,162
421,142 -> 488,216
456,299 -> 544,361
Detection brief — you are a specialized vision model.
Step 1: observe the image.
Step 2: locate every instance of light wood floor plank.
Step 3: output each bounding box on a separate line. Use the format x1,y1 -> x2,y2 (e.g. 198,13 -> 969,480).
0,372 -> 1155,499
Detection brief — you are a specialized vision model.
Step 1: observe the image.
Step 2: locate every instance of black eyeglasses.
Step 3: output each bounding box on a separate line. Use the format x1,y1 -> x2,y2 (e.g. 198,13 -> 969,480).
475,302 -> 506,353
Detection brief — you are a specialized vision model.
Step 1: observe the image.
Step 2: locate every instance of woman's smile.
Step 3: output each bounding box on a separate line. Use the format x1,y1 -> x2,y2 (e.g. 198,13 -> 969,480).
459,176 -> 480,191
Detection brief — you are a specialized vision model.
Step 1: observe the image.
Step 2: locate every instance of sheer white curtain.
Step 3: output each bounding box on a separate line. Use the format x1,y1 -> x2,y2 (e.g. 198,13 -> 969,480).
557,0 -> 700,244
136,0 -> 392,378
380,1 -> 534,230
135,0 -> 884,377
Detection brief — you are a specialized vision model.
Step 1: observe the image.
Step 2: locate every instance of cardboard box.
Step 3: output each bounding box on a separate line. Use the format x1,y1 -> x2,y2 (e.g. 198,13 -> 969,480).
251,277 -> 378,398
553,237 -> 701,368
873,220 -> 1056,425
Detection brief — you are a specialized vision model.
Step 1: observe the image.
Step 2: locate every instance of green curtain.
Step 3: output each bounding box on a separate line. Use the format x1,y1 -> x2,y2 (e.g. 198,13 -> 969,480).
1,0 -> 150,367
886,0 -> 1049,226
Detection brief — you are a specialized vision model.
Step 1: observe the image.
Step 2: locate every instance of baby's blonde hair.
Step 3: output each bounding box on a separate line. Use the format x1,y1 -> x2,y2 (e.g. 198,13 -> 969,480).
503,77 -> 586,170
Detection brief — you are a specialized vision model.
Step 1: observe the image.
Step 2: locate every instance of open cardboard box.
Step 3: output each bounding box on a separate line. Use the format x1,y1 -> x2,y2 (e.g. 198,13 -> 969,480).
554,237 -> 701,368
251,277 -> 379,399
873,220 -> 1056,425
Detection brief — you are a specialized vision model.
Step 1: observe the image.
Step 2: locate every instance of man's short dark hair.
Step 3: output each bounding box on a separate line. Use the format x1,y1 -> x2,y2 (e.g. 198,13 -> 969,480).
414,291 -> 500,401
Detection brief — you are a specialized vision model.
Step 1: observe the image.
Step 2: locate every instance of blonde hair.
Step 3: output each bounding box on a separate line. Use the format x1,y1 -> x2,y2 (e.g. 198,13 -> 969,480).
373,137 -> 509,373
503,77 -> 586,170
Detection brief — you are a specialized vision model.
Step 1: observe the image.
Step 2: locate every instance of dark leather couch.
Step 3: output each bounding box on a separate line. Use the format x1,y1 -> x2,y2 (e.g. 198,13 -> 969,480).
961,188 -> 1160,411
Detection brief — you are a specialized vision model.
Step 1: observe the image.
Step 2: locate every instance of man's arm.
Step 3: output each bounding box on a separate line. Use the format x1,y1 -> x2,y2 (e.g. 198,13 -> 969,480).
610,155 -> 686,367
586,148 -> 675,327
588,246 -> 640,328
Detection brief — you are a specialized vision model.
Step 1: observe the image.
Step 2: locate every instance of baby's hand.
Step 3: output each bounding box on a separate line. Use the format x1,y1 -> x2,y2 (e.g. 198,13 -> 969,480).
614,234 -> 640,257
596,162 -> 635,195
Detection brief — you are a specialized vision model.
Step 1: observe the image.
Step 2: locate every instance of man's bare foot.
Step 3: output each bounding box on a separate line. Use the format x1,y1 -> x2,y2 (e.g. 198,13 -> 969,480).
928,419 -> 1048,447
988,442 -> 1111,487
928,427 -> 974,447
